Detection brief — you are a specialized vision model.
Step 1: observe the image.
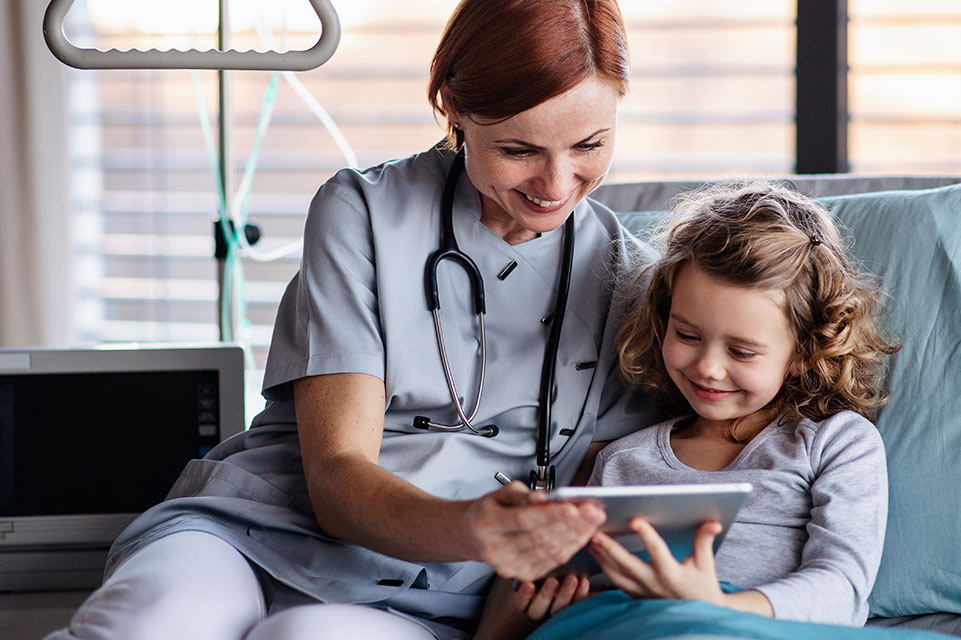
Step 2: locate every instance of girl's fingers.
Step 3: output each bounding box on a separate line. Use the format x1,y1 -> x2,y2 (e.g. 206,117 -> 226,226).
588,532 -> 656,597
512,580 -> 536,611
525,577 -> 559,620
546,574 -> 581,617
629,518 -> 675,572
573,576 -> 591,601
692,521 -> 722,570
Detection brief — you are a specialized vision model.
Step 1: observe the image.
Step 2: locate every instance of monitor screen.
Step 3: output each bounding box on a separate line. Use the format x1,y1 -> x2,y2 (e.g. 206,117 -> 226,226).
0,369 -> 223,518
0,344 -> 245,591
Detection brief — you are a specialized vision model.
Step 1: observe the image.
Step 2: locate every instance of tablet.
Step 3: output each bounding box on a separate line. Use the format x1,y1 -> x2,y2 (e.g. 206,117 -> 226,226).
544,483 -> 752,583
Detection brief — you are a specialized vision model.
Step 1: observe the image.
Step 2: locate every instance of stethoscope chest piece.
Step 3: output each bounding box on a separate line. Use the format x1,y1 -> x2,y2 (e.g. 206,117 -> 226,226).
529,465 -> 555,491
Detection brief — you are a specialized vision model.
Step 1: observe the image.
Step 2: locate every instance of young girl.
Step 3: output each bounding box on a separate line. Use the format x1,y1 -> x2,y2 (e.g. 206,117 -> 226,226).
483,182 -> 907,639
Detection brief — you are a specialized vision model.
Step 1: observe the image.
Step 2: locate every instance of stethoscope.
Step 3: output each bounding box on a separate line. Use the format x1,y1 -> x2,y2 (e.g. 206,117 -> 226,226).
413,151 -> 575,491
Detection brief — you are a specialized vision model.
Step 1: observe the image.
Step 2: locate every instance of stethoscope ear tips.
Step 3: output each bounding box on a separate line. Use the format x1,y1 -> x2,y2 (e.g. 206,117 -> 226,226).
482,425 -> 499,438
413,416 -> 431,430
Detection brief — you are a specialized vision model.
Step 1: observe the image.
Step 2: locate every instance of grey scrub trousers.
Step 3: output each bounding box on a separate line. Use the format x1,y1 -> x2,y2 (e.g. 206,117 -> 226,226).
101,147 -> 656,639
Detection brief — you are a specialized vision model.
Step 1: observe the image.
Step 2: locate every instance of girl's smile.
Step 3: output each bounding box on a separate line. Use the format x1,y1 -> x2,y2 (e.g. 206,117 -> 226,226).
687,380 -> 739,401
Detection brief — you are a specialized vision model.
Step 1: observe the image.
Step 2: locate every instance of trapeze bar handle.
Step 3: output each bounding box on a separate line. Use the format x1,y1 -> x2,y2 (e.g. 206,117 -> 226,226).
42,0 -> 341,71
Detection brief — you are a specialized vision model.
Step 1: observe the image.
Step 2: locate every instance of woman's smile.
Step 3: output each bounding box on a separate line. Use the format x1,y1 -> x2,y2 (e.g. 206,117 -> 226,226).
519,190 -> 570,212
451,75 -> 620,245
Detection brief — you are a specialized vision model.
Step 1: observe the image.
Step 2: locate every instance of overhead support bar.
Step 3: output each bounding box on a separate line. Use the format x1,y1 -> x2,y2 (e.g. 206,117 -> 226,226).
42,0 -> 341,71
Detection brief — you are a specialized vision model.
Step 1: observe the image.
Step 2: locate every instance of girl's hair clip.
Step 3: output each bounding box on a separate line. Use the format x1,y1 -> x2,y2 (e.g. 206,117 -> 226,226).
810,234 -> 823,247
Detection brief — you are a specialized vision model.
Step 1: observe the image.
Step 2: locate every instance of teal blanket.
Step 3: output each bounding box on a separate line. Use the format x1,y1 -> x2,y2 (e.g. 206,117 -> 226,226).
527,591 -> 954,640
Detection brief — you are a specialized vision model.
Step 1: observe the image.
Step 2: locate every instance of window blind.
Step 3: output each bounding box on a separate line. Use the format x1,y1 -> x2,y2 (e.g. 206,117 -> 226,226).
65,1 -> 958,418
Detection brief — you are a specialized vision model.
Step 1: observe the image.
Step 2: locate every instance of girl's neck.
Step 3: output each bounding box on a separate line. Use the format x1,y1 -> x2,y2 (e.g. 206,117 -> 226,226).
686,407 -> 778,444
669,409 -> 777,472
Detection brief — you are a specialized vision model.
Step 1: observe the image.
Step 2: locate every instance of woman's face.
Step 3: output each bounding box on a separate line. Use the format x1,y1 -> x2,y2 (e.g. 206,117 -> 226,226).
451,76 -> 621,245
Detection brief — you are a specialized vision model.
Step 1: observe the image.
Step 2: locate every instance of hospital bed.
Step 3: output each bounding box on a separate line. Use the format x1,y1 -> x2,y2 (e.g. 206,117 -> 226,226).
3,174 -> 958,639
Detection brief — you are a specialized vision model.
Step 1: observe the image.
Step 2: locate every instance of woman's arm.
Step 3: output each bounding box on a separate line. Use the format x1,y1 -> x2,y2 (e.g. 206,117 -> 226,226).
294,372 -> 607,580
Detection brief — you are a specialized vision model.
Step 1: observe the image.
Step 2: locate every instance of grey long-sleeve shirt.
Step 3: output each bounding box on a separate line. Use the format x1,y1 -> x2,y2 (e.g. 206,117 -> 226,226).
588,411 -> 888,626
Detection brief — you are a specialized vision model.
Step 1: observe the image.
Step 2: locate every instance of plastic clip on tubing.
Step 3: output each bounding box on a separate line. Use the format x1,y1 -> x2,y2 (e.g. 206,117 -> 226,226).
42,0 -> 341,71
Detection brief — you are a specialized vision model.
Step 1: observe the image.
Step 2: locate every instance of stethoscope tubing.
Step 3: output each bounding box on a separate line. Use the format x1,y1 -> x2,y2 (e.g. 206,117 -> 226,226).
536,214 -> 575,470
417,150 -> 574,488
425,308 -> 493,436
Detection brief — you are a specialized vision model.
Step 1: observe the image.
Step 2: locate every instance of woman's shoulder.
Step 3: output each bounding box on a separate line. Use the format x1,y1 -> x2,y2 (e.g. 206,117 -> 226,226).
584,194 -> 650,248
302,147 -> 454,240
316,146 -> 452,205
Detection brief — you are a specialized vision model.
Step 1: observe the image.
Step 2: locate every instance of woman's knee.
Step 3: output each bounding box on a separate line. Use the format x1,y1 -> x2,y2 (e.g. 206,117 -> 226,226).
45,531 -> 265,640
245,604 -> 436,640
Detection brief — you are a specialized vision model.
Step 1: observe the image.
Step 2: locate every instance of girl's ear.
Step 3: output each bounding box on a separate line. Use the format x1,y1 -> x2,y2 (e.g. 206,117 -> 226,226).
788,354 -> 809,377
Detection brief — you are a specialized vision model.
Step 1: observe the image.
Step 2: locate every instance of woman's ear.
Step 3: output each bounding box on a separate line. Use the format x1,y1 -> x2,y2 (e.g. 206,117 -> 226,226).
439,83 -> 464,150
440,83 -> 460,128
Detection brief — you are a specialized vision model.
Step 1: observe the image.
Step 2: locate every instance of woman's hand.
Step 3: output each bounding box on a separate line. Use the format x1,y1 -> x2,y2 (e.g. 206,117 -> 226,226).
588,517 -> 725,604
466,482 -> 606,582
474,575 -> 591,640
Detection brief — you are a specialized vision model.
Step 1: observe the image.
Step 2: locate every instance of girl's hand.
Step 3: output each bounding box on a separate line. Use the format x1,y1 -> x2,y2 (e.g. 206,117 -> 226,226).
588,517 -> 725,605
466,482 -> 606,581
474,575 -> 591,640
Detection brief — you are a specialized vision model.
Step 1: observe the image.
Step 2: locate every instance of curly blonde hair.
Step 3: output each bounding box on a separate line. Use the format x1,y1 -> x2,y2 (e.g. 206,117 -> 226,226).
618,182 -> 900,423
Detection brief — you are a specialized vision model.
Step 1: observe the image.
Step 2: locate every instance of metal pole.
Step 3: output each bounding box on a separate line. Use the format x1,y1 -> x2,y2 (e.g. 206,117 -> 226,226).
216,0 -> 235,341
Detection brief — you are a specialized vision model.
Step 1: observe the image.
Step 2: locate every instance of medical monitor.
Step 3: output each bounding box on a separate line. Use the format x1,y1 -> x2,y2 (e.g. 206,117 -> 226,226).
0,343 -> 245,591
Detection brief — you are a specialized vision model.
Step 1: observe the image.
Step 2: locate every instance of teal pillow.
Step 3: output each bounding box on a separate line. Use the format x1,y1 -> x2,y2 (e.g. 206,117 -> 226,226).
820,183 -> 961,618
616,183 -> 961,618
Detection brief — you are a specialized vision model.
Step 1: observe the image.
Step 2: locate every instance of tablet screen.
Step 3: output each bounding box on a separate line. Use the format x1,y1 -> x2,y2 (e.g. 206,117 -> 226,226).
545,483 -> 752,583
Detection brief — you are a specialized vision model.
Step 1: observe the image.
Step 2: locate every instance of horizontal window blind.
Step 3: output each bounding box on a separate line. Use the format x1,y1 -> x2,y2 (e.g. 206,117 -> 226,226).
848,0 -> 961,173
65,1 -> 958,420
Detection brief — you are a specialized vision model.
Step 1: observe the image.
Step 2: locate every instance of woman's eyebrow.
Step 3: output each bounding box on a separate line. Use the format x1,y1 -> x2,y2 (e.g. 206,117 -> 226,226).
492,128 -> 612,148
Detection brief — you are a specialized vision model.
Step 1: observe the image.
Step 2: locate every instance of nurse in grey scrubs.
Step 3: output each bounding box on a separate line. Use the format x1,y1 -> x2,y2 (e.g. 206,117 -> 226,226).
47,1 -> 654,639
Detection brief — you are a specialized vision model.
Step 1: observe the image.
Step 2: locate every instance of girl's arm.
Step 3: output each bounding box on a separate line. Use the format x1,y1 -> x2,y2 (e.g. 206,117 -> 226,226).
747,414 -> 888,625
294,373 -> 607,580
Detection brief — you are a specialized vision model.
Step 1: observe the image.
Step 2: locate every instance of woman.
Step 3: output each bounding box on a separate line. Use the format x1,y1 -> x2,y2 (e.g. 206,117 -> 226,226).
47,1 -> 654,639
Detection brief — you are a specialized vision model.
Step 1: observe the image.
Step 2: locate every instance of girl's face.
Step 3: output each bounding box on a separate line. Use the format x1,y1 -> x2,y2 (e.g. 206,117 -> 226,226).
662,263 -> 799,434
450,76 -> 620,245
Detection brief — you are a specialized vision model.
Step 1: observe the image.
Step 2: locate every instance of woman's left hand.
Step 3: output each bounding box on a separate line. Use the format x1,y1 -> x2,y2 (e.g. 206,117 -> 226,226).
588,517 -> 725,604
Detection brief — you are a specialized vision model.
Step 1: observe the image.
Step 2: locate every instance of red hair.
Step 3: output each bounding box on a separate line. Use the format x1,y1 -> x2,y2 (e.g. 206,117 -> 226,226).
428,0 -> 630,149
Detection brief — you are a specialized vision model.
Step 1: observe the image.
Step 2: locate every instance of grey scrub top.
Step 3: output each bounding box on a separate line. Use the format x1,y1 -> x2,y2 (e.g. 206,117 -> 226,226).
106,146 -> 656,639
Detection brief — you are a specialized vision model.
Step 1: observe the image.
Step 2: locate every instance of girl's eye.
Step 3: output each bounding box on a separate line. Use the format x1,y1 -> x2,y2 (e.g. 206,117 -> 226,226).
730,348 -> 756,360
576,140 -> 605,152
674,330 -> 698,343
